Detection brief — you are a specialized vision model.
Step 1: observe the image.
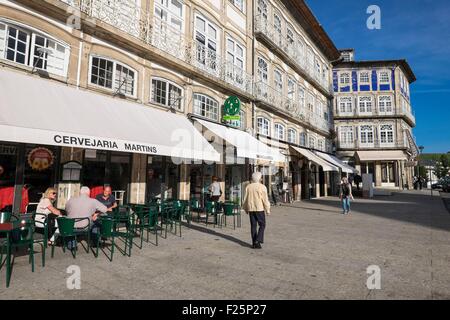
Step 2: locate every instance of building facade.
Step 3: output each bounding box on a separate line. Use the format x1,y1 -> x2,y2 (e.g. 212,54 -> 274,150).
333,49 -> 419,189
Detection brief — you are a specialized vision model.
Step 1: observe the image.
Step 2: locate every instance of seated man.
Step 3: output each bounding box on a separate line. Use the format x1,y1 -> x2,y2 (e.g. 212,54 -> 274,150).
65,186 -> 108,247
95,186 -> 117,213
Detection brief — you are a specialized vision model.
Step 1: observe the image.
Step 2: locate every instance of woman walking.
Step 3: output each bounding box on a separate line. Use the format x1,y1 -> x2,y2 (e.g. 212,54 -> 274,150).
340,177 -> 354,215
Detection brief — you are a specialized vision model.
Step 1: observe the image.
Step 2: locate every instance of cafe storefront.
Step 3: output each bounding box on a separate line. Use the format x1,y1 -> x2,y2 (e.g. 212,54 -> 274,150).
0,69 -> 220,212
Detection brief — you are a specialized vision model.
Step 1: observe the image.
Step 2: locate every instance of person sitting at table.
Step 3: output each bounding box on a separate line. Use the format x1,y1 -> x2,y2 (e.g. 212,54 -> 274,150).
35,187 -> 62,245
95,186 -> 117,212
65,186 -> 107,247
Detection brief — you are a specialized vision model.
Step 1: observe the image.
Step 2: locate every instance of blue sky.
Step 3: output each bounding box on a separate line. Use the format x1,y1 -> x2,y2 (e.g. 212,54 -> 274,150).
307,0 -> 450,153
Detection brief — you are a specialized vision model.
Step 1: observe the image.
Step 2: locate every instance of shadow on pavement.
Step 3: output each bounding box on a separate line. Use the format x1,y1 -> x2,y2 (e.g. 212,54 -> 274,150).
297,190 -> 450,232
185,223 -> 252,248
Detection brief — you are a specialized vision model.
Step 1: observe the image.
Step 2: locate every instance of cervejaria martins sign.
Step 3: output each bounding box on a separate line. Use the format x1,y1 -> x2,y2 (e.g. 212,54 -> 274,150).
53,134 -> 158,154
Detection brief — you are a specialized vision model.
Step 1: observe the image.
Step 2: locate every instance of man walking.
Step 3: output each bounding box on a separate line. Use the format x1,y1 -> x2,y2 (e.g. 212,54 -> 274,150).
340,177 -> 354,215
243,172 -> 271,249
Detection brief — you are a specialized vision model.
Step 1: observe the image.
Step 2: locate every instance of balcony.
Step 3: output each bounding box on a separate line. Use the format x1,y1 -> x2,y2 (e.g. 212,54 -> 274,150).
254,14 -> 332,96
254,81 -> 330,134
334,107 -> 416,127
337,139 -> 409,150
60,0 -> 253,96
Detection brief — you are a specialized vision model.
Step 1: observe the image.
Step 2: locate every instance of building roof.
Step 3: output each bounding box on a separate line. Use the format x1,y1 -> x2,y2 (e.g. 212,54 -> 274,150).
334,59 -> 417,83
281,0 -> 340,61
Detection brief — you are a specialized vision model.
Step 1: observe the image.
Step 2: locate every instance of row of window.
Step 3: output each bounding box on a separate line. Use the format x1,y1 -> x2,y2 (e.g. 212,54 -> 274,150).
339,70 -> 391,87
339,124 -> 395,146
338,95 -> 394,114
257,0 -> 330,87
257,56 -> 329,119
0,20 -> 69,77
256,117 -> 328,151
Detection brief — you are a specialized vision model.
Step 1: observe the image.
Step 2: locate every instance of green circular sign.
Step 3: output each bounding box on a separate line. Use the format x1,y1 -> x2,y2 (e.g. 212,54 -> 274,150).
224,96 -> 241,116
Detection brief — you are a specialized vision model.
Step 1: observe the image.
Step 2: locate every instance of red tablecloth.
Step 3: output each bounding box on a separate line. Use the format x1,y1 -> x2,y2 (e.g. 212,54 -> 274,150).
0,187 -> 29,213
90,186 -> 104,199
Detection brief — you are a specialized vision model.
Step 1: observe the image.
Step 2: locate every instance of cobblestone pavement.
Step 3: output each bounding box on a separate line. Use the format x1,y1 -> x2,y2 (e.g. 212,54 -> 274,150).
1,190 -> 450,300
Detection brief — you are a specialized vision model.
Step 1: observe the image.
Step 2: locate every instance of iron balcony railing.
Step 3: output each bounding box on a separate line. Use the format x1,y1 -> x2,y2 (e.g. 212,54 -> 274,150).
61,0 -> 253,95
334,107 -> 417,125
254,81 -> 331,133
337,139 -> 410,150
254,14 -> 332,94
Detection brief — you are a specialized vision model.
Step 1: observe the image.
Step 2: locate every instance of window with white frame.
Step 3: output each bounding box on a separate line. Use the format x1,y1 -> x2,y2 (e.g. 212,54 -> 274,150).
340,72 -> 350,87
257,117 -> 270,136
90,56 -> 137,97
273,14 -> 282,45
287,128 -> 297,144
257,0 -> 268,21
317,139 -> 324,151
229,109 -> 246,129
154,0 -> 184,31
378,95 -> 393,113
315,58 -> 321,79
360,125 -> 374,145
257,57 -> 268,83
274,123 -> 285,141
339,96 -> 353,114
194,15 -> 218,69
287,78 -> 295,101
226,37 -> 244,70
316,100 -> 323,117
193,93 -> 219,121
307,92 -> 314,113
286,25 -> 294,48
307,47 -> 314,73
228,0 -> 244,12
379,124 -> 394,144
339,126 -> 354,146
359,71 -> 370,85
379,71 -> 390,85
0,21 -> 69,77
151,78 -> 183,111
297,38 -> 304,61
298,86 -> 305,109
274,69 -> 283,93
358,96 -> 373,114
309,136 -> 316,149
299,132 -> 307,146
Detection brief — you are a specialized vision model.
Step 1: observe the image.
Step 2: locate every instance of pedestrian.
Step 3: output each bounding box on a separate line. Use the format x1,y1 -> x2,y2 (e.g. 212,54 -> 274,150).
339,177 -> 354,215
354,174 -> 362,191
208,176 -> 222,202
419,176 -> 424,190
65,186 -> 108,248
242,172 -> 271,249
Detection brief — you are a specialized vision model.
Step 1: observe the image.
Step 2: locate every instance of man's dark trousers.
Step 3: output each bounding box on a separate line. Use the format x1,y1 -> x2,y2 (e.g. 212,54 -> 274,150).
249,211 -> 266,245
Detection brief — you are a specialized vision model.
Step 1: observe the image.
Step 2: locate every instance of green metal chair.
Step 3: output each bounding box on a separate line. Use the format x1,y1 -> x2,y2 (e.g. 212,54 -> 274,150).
31,213 -> 48,267
51,217 -> 90,259
130,205 -> 159,248
179,200 -> 192,227
221,203 -> 241,229
95,216 -> 132,261
2,216 -> 39,287
190,198 -> 201,222
205,201 -> 218,227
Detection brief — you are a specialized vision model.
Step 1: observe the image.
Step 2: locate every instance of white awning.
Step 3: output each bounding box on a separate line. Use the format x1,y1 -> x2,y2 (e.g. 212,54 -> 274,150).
357,150 -> 407,161
196,119 -> 285,162
314,151 -> 358,174
290,146 -> 339,172
0,69 -> 220,162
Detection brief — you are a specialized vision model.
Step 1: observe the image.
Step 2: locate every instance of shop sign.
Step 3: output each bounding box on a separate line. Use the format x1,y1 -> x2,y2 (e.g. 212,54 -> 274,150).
222,96 -> 241,121
27,147 -> 54,171
0,144 -> 17,155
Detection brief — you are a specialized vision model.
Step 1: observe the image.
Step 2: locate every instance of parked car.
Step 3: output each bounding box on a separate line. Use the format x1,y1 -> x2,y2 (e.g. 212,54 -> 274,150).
442,177 -> 450,193
432,179 -> 444,190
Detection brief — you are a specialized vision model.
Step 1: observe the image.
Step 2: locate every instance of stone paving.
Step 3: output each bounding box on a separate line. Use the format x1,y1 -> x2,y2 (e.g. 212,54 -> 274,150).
1,189 -> 450,299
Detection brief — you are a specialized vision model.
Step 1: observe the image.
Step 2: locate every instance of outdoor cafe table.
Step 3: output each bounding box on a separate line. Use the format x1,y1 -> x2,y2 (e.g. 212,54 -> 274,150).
0,219 -> 26,287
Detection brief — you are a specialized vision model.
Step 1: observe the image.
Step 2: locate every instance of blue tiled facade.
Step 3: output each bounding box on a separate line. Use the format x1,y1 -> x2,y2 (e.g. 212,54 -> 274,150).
333,68 -> 398,93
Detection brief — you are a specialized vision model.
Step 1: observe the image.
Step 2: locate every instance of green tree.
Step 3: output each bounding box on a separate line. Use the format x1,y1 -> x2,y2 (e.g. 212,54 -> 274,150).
434,154 -> 450,179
